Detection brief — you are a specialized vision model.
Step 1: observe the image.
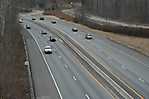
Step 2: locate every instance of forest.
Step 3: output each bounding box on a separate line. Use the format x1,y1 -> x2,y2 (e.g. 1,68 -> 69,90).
82,0 -> 149,23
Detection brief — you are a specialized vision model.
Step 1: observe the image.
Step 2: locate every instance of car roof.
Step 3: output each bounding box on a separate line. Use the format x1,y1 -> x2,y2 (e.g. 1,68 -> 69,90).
45,46 -> 52,48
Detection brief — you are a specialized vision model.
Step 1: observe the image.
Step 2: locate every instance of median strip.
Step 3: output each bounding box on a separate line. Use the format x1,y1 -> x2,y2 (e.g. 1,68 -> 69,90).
26,18 -> 144,99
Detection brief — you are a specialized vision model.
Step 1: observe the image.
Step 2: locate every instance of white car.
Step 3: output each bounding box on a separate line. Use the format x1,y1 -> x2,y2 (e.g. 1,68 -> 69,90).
19,19 -> 23,23
85,34 -> 93,40
44,46 -> 52,54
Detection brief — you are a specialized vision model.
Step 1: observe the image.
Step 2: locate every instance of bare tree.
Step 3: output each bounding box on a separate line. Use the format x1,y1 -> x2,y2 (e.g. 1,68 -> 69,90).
81,0 -> 149,24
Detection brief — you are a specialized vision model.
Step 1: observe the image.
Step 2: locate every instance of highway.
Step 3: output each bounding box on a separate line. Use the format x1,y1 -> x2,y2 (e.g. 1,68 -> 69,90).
21,19 -> 114,99
20,13 -> 149,99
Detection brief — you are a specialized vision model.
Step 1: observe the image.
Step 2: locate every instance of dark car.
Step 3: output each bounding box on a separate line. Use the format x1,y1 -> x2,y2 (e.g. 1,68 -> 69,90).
32,18 -> 36,20
51,20 -> 57,24
49,36 -> 56,42
72,28 -> 78,32
40,17 -> 44,20
41,31 -> 47,35
26,25 -> 31,29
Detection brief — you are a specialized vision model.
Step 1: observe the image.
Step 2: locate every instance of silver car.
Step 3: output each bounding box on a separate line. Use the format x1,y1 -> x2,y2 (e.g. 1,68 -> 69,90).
19,19 -> 23,23
44,46 -> 52,54
85,34 -> 93,40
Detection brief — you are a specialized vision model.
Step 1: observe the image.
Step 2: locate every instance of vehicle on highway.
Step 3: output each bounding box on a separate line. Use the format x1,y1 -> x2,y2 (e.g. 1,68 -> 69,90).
41,31 -> 47,35
85,34 -> 93,40
40,17 -> 45,20
51,20 -> 57,24
49,36 -> 56,42
19,19 -> 23,23
72,28 -> 78,32
44,46 -> 52,54
26,25 -> 31,29
32,18 -> 36,20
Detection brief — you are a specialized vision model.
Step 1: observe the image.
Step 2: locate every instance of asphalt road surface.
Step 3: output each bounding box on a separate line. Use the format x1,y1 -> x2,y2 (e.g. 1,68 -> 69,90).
21,19 -> 114,99
20,13 -> 149,99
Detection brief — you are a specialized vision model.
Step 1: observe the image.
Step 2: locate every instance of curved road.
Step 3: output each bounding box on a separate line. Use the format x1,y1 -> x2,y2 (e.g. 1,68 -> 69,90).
20,13 -> 149,99
21,19 -> 114,99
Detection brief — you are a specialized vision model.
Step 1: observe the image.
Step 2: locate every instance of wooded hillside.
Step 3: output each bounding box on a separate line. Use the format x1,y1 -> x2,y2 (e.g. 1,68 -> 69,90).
82,0 -> 149,24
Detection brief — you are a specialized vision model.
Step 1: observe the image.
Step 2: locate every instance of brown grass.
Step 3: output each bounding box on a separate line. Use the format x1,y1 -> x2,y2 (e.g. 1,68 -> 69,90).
0,32 -> 30,99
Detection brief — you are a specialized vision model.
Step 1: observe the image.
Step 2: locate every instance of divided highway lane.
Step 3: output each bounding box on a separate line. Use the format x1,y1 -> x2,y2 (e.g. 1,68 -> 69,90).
21,24 -> 60,99
26,16 -> 149,98
22,20 -> 114,99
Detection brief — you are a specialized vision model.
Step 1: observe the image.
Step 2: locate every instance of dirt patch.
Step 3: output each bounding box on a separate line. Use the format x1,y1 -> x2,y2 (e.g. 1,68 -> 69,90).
44,10 -> 149,56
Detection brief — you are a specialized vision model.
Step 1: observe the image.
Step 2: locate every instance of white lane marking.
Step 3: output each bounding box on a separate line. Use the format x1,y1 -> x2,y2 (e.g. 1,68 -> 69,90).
64,64 -> 68,69
59,39 -> 63,43
121,65 -> 127,70
54,29 -> 132,98
27,29 -> 63,99
76,73 -> 79,76
72,76 -> 77,81
33,17 -> 146,99
38,24 -> 115,98
58,55 -> 62,59
85,94 -> 90,99
102,38 -> 148,67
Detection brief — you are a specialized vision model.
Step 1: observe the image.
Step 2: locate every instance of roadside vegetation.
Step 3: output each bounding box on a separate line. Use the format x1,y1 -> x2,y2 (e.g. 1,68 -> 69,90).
0,0 -> 33,98
44,10 -> 149,56
40,0 -> 149,56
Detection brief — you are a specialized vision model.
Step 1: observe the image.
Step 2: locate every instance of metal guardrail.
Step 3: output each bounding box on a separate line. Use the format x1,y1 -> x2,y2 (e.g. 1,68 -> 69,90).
21,27 -> 36,99
45,26 -> 132,99
24,18 -> 145,99
54,27 -> 144,99
26,19 -> 144,99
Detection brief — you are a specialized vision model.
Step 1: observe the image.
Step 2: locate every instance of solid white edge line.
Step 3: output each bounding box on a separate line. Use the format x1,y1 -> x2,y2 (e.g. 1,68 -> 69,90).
26,27 -> 63,99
